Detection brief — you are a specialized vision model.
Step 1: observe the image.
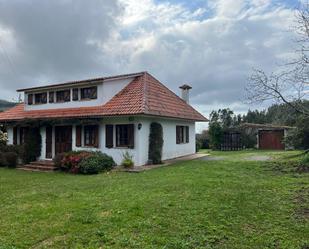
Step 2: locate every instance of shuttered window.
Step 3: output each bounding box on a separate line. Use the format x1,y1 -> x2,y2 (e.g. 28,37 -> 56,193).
186,126 -> 189,143
116,124 -> 134,148
176,125 -> 189,144
19,127 -> 29,145
13,127 -> 17,145
28,94 -> 33,105
76,125 -> 82,147
84,125 -> 99,147
105,125 -> 114,148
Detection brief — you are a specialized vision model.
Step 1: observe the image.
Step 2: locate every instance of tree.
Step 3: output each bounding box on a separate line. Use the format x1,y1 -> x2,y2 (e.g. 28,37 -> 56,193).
246,3 -> 309,151
246,4 -> 309,117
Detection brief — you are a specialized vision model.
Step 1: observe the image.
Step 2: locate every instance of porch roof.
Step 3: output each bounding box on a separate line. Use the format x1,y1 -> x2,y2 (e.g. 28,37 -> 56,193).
0,72 -> 208,122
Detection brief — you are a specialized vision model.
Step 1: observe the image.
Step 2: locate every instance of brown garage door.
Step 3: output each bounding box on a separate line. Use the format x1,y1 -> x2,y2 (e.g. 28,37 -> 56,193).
259,130 -> 285,150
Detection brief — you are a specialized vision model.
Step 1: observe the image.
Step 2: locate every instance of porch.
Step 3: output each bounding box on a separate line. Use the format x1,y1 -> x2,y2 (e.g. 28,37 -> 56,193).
6,118 -> 138,165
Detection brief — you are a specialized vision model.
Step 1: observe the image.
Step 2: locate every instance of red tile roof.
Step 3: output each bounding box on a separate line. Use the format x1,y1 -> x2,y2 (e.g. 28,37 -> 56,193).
0,72 -> 208,122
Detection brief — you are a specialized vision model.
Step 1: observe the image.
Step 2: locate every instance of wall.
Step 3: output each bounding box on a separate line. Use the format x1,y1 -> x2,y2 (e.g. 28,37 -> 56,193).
138,117 -> 196,162
9,116 -> 196,166
24,77 -> 133,111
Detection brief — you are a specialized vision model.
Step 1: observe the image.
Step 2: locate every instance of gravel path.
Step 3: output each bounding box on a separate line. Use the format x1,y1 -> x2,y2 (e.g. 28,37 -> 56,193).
244,155 -> 271,161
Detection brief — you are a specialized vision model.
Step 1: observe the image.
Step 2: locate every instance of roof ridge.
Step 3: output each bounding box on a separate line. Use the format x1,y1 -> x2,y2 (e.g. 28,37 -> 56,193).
142,72 -> 149,114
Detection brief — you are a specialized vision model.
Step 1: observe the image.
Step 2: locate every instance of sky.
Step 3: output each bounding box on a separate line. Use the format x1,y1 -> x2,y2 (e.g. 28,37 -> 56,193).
0,0 -> 300,131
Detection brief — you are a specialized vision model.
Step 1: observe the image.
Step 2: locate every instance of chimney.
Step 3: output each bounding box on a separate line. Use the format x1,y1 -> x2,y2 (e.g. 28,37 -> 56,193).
179,84 -> 192,103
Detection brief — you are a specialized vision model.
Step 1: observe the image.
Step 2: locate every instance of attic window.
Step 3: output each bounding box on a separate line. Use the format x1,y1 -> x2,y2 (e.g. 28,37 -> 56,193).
34,92 -> 47,104
49,92 -> 54,103
28,94 -> 33,105
72,88 -> 79,101
81,86 -> 97,100
56,90 -> 71,102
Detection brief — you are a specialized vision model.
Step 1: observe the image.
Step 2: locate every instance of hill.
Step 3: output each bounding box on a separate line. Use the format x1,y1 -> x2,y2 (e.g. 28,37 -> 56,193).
0,99 -> 17,112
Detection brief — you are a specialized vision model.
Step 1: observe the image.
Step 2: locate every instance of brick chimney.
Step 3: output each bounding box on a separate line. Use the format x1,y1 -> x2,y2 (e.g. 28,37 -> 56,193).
179,84 -> 192,103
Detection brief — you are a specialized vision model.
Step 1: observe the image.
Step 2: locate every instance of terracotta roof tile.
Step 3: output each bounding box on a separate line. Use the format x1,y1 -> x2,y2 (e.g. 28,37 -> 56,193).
0,72 -> 208,122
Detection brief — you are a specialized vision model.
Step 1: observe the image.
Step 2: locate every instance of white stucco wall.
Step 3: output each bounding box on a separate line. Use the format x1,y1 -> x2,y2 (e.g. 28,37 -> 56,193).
137,117 -> 196,163
9,116 -> 197,166
7,127 -> 13,145
24,77 -> 133,111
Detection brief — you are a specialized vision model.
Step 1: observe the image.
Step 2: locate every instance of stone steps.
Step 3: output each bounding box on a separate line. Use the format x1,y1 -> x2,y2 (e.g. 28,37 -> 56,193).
18,160 -> 58,172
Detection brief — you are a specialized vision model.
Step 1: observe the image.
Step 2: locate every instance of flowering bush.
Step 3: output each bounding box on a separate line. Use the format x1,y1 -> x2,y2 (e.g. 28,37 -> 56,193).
53,151 -> 115,174
0,130 -> 8,144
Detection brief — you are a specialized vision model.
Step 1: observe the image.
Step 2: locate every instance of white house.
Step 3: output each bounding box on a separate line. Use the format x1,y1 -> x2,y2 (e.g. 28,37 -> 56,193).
0,72 -> 208,167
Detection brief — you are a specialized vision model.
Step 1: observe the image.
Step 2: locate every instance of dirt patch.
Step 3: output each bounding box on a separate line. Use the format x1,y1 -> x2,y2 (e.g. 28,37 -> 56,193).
244,155 -> 271,161
293,186 -> 309,221
199,156 -> 226,161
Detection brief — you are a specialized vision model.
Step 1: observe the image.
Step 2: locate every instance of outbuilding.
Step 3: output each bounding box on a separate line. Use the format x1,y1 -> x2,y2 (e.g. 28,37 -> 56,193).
240,123 -> 295,150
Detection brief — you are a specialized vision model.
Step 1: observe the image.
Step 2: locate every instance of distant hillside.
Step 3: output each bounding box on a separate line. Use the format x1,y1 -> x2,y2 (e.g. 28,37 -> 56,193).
0,99 -> 17,112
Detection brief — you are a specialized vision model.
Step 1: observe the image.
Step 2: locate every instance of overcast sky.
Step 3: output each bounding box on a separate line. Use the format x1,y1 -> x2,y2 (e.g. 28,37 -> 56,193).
0,0 -> 299,131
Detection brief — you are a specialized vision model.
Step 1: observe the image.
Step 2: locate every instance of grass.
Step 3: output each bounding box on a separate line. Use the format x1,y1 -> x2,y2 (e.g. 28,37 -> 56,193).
0,150 -> 308,249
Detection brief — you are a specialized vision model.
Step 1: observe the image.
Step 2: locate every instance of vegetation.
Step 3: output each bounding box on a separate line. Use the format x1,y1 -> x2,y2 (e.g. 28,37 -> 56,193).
148,122 -> 164,164
0,144 -> 22,168
22,127 -> 42,164
54,151 -> 115,174
121,151 -> 134,168
0,150 -> 308,248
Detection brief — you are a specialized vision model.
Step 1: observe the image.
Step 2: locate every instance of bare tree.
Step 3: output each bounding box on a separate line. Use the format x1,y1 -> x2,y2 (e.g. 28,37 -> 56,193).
246,3 -> 309,117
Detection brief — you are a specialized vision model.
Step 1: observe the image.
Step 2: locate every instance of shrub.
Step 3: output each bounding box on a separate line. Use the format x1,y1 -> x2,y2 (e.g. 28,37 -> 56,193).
78,152 -> 115,174
0,152 -> 7,167
22,127 -> 41,164
121,151 -> 134,168
300,153 -> 309,166
54,151 -> 92,173
4,152 -> 18,168
53,151 -> 115,174
148,122 -> 164,164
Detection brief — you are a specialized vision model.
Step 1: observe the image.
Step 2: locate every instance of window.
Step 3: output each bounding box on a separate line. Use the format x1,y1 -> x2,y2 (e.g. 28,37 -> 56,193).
20,127 -> 29,145
28,94 -> 33,105
81,86 -> 97,100
56,90 -> 71,102
76,125 -> 82,147
34,92 -> 47,104
49,92 -> 54,103
105,125 -> 114,148
176,126 -> 189,144
72,88 -> 79,101
116,124 -> 134,148
84,125 -> 99,147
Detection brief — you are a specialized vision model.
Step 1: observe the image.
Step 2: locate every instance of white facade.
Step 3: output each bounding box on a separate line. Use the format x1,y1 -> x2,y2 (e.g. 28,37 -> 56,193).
24,77 -> 133,110
7,116 -> 196,166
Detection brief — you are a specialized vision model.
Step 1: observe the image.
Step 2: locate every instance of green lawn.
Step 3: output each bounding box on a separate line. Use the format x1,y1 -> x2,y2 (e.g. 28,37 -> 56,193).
0,150 -> 308,249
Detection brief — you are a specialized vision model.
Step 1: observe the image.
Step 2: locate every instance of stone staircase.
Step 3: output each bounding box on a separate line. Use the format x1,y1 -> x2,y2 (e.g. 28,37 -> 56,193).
18,160 -> 58,172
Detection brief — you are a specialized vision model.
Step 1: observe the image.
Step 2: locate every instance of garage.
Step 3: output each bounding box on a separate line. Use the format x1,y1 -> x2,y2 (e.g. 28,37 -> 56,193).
258,129 -> 285,150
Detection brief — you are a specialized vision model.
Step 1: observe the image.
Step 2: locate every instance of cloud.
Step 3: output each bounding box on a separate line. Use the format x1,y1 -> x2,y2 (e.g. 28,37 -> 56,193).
0,0 -> 298,127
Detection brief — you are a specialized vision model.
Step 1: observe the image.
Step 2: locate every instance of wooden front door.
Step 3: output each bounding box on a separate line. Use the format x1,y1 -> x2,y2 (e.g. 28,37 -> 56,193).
55,126 -> 72,155
259,130 -> 285,150
46,126 -> 53,159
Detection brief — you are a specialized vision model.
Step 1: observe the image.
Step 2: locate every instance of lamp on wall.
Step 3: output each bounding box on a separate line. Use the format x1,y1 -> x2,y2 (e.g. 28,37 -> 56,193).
138,123 -> 142,130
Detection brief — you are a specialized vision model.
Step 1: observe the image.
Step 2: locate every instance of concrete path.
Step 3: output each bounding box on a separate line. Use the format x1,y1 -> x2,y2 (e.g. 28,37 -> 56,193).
116,153 -> 208,173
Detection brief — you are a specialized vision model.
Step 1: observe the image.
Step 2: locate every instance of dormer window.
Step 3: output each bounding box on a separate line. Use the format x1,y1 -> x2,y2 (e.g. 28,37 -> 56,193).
56,90 -> 71,102
81,86 -> 97,100
49,92 -> 54,103
28,94 -> 33,105
35,92 -> 47,104
72,88 -> 79,101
